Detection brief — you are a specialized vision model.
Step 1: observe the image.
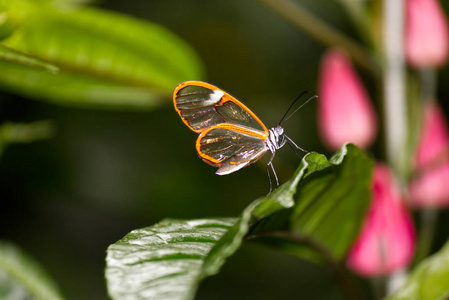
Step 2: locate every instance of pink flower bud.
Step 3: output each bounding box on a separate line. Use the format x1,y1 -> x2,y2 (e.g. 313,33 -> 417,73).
318,50 -> 377,150
347,164 -> 415,277
409,102 -> 449,208
415,102 -> 449,169
409,162 -> 449,207
405,0 -> 449,68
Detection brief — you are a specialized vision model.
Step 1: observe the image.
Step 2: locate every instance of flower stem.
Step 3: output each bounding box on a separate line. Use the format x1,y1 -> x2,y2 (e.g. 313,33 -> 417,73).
414,208 -> 438,266
419,68 -> 437,102
382,0 -> 407,180
382,0 -> 409,296
371,277 -> 387,300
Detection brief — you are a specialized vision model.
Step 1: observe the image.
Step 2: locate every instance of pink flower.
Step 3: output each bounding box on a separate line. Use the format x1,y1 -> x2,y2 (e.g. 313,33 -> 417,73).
318,50 -> 377,151
405,0 -> 449,68
409,102 -> 449,208
347,164 -> 415,277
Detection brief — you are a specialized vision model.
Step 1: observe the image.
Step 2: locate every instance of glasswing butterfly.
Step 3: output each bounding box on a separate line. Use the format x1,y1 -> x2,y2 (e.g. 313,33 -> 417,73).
173,81 -> 315,192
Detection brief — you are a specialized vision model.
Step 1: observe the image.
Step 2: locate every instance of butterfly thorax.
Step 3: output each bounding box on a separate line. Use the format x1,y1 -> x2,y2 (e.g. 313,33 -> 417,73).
267,125 -> 286,153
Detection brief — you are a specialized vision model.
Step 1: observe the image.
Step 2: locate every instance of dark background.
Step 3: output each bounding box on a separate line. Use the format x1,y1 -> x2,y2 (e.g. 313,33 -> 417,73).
1,0 -> 449,299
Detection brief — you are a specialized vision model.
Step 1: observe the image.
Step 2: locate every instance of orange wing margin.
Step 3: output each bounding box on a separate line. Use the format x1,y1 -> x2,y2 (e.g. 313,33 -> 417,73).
173,81 -> 269,133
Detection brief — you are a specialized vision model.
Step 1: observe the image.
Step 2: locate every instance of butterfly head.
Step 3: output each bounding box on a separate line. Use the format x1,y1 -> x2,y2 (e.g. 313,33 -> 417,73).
268,125 -> 286,151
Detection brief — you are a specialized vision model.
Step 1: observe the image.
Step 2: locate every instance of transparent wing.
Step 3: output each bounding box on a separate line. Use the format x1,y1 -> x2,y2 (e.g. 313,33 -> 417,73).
196,124 -> 269,175
173,81 -> 268,133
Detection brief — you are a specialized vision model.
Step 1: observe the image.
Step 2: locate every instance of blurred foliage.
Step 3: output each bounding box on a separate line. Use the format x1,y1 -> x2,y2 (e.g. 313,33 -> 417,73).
0,120 -> 54,155
0,241 -> 64,300
0,0 -> 204,110
387,239 -> 449,300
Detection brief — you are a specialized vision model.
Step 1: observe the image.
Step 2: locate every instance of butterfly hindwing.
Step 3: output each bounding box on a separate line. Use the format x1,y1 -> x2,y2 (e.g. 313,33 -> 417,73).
196,124 -> 268,175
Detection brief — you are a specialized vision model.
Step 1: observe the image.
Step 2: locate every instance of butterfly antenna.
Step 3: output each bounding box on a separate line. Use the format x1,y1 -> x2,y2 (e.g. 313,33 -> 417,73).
277,91 -> 308,126
278,93 -> 318,126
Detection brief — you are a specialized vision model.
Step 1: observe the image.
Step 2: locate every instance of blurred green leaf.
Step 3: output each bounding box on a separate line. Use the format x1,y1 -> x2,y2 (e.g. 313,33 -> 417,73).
0,120 -> 55,155
0,241 -> 64,300
0,45 -> 59,72
387,240 -> 449,300
0,0 -> 204,110
249,144 -> 374,263
105,152 -> 324,300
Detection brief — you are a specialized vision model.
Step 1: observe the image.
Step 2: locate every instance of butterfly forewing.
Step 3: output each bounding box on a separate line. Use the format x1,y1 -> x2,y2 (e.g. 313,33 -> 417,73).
174,81 -> 268,133
197,125 -> 268,175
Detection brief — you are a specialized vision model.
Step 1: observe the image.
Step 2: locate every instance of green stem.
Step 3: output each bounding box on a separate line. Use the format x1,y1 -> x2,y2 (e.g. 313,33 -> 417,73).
414,209 -> 438,266
371,277 -> 387,300
412,66 -> 438,267
338,0 -> 375,48
419,68 -> 436,102
257,0 -> 378,73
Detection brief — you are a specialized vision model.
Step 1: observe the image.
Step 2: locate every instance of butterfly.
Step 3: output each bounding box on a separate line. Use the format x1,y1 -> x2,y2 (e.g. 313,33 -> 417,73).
173,81 -> 314,192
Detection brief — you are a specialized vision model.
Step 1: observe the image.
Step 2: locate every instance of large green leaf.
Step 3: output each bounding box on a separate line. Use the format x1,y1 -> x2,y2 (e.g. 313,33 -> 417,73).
0,241 -> 64,300
387,240 -> 449,300
248,144 -> 374,263
106,218 -> 237,300
105,151 -> 320,300
0,45 -> 59,72
0,0 -> 204,110
290,144 -> 373,261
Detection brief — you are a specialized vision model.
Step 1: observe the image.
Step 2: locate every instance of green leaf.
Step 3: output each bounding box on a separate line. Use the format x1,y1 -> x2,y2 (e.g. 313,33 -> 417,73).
106,218 -> 237,300
0,241 -> 64,300
387,240 -> 449,300
249,144 -> 374,263
290,144 -> 373,261
0,0 -> 204,110
0,45 -> 59,72
105,152 -> 322,300
0,60 -> 165,110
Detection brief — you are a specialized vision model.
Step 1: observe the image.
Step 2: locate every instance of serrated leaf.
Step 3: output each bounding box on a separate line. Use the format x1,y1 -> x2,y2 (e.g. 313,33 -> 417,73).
0,0 -> 204,110
387,240 -> 449,300
0,241 -> 64,300
105,152 -> 322,300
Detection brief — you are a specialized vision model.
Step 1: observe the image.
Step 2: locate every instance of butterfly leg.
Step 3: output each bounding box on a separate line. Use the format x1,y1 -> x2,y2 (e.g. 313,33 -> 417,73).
285,135 -> 308,157
266,165 -> 273,194
266,151 -> 279,194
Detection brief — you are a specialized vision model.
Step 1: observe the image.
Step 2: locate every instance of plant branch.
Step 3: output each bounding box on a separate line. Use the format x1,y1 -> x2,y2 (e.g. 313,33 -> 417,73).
414,209 -> 438,266
257,0 -> 378,73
